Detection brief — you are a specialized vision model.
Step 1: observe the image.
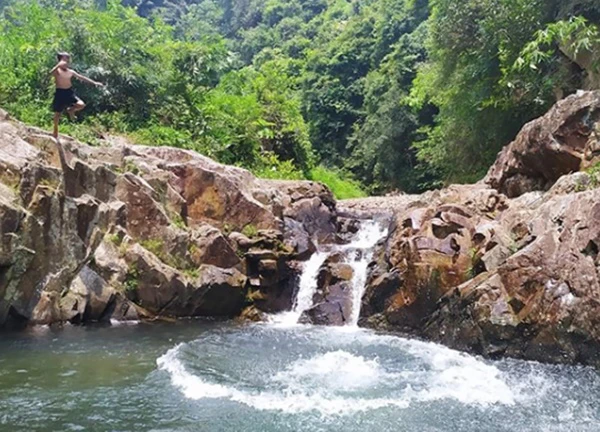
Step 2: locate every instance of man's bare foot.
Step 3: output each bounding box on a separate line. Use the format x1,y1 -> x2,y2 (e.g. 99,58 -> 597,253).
66,107 -> 76,121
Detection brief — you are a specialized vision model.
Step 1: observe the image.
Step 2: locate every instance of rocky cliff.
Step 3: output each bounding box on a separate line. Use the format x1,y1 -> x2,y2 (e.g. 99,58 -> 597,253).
3,91 -> 600,369
0,108 -> 336,328
343,91 -> 600,367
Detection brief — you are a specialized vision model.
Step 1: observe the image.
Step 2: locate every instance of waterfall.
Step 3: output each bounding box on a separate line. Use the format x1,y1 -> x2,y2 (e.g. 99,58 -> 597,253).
272,220 -> 388,327
271,251 -> 330,326
344,221 -> 388,326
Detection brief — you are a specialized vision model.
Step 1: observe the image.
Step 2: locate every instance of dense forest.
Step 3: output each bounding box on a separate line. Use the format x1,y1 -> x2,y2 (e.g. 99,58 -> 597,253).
1,0 -> 599,196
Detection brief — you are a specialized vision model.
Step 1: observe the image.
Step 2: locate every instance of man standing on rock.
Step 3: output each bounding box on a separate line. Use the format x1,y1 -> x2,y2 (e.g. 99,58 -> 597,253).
50,52 -> 104,139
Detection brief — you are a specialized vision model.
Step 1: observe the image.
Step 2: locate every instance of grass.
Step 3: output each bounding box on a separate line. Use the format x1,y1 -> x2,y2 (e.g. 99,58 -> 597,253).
107,233 -> 122,246
308,166 -> 366,200
140,238 -> 200,278
183,267 -> 200,279
242,224 -> 259,238
140,239 -> 164,258
585,162 -> 600,189
171,212 -> 187,230
124,263 -> 139,293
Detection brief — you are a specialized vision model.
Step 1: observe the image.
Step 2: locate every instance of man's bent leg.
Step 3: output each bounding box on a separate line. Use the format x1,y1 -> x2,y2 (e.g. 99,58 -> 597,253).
66,99 -> 86,121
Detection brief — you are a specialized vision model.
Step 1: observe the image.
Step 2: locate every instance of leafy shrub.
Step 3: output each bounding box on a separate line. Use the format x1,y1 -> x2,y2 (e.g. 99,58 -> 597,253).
308,166 -> 366,200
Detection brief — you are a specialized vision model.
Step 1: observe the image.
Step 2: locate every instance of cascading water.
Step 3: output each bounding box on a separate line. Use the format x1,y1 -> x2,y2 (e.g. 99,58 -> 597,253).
344,220 -> 389,326
271,250 -> 330,326
272,219 -> 388,326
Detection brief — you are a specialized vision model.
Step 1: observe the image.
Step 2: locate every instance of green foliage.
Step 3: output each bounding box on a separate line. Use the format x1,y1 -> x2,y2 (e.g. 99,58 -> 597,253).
0,0 -> 318,184
252,152 -> 304,180
124,262 -> 139,293
508,17 -> 600,99
140,238 -> 164,258
585,162 -> 600,189
139,237 -> 198,273
308,166 -> 366,200
107,233 -> 122,246
241,224 -> 258,238
2,0 -> 600,195
183,267 -> 200,279
412,0 -> 600,184
170,212 -> 187,230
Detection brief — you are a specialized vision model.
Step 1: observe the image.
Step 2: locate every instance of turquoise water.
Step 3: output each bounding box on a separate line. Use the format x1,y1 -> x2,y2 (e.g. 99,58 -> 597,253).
1,321 -> 600,431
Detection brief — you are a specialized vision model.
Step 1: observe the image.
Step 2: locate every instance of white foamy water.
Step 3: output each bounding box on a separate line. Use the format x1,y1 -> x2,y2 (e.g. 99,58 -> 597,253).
4,321 -> 600,432
273,350 -> 384,391
157,343 -> 409,415
157,327 -> 525,417
271,251 -> 330,326
271,219 -> 388,326
343,221 -> 388,325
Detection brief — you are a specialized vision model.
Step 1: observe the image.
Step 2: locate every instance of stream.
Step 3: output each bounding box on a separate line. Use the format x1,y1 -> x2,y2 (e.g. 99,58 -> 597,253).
1,222 -> 600,431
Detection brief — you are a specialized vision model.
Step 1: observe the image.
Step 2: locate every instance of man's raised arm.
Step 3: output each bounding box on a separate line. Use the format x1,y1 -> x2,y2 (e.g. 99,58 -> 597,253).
72,71 -> 104,87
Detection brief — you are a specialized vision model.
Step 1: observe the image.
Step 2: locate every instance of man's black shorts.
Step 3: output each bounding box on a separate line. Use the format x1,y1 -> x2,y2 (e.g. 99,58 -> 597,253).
52,88 -> 79,113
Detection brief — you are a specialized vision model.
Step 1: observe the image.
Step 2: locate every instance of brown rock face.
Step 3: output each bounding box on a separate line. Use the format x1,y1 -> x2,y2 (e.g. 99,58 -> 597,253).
485,91 -> 600,198
343,91 -> 600,368
424,190 -> 600,366
347,181 -> 600,367
353,185 -> 509,332
0,112 -> 337,327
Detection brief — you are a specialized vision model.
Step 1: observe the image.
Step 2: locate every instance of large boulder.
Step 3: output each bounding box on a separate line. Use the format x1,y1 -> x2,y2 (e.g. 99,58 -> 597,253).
424,189 -> 600,366
486,90 -> 600,198
60,265 -> 138,323
355,185 -> 508,331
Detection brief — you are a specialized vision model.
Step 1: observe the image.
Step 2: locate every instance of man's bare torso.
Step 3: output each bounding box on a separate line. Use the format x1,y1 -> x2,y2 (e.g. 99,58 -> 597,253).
54,68 -> 74,89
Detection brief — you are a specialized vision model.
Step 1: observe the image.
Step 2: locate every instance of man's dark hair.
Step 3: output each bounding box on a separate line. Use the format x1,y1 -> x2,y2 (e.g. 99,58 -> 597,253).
56,52 -> 71,61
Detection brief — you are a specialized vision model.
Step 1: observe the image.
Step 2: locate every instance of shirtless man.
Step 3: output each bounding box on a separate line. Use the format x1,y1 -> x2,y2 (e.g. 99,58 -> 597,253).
50,52 -> 104,139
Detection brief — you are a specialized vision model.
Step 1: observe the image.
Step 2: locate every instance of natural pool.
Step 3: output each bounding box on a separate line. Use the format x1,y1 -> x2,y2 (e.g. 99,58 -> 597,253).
1,321 -> 599,432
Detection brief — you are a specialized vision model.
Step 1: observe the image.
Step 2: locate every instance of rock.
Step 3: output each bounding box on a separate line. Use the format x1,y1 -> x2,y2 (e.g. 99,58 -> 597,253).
343,122 -> 600,367
360,271 -> 402,319
115,174 -> 170,239
60,265 -> 117,322
283,217 -> 316,260
300,255 -> 354,326
159,153 -> 281,231
0,108 -> 335,328
485,91 -> 600,197
547,172 -> 592,196
125,244 -> 247,317
423,190 -> 600,366
228,232 -> 256,249
273,181 -> 337,240
481,245 -> 511,272
190,224 -> 240,269
239,305 -> 268,322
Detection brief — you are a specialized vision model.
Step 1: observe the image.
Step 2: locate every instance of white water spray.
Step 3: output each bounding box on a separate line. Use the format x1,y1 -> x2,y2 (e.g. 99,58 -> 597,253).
272,220 -> 388,326
344,221 -> 388,326
271,251 -> 330,326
